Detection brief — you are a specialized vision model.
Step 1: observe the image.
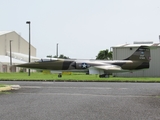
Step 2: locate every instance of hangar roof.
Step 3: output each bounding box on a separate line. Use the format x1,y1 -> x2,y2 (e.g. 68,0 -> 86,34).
6,51 -> 40,62
112,43 -> 160,48
12,52 -> 39,60
0,55 -> 26,64
0,31 -> 13,36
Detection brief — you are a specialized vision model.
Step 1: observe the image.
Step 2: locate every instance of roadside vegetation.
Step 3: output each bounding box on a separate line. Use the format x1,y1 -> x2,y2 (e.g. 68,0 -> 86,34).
0,84 -> 6,87
0,72 -> 160,82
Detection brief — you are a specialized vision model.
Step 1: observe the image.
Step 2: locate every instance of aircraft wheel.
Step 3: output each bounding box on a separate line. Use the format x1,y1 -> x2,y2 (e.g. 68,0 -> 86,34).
99,75 -> 102,78
99,74 -> 105,78
99,74 -> 109,78
105,74 -> 109,78
58,73 -> 62,78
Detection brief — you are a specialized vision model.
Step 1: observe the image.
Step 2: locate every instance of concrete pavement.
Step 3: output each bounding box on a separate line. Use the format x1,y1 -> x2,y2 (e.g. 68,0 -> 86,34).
0,81 -> 160,120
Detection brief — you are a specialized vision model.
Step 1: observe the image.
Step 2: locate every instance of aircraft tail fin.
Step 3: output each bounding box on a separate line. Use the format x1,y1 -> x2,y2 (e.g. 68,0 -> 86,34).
124,46 -> 151,62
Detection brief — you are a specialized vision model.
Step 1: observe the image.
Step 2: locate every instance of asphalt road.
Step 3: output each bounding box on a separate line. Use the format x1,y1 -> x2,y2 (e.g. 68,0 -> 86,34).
0,81 -> 160,120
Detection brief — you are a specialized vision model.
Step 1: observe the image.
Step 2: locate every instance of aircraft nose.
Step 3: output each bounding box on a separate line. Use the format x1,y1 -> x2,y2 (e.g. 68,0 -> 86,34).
16,62 -> 36,68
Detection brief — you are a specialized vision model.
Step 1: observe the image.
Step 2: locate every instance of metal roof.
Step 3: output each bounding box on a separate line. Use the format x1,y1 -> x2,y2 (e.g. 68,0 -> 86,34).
0,55 -> 26,64
112,43 -> 160,48
6,51 -> 40,62
0,31 -> 13,36
11,52 -> 39,60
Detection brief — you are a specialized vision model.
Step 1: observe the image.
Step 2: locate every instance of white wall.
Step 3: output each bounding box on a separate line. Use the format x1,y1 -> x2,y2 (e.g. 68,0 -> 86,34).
0,31 -> 37,72
0,31 -> 36,56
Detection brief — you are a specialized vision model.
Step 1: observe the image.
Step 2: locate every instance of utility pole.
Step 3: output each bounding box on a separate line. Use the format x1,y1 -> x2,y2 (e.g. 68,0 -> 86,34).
26,21 -> 31,76
10,40 -> 13,72
56,43 -> 58,58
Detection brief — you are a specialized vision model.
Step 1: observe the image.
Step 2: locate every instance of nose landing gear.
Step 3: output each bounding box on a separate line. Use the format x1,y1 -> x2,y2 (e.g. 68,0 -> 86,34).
58,73 -> 62,78
99,74 -> 109,78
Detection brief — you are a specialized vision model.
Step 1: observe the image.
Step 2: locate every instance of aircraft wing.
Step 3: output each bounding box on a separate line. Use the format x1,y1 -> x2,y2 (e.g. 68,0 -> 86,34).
93,65 -> 122,71
88,64 -> 128,75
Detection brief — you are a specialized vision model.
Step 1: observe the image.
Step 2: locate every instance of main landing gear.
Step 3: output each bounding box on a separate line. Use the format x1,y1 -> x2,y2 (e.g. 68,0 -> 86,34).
99,74 -> 109,78
58,73 -> 62,78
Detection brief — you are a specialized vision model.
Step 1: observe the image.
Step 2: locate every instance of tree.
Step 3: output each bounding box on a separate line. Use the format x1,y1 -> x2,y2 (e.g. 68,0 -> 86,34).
52,55 -> 58,58
46,55 -> 53,58
47,54 -> 69,59
96,49 -> 112,60
58,54 -> 69,59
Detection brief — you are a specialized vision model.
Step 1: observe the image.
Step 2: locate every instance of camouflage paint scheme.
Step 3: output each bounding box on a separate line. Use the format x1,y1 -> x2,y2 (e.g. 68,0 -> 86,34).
16,46 -> 150,75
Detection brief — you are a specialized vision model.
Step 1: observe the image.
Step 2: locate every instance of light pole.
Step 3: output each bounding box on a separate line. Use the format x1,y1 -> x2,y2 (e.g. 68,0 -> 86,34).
26,21 -> 31,76
10,40 -> 13,72
56,43 -> 58,58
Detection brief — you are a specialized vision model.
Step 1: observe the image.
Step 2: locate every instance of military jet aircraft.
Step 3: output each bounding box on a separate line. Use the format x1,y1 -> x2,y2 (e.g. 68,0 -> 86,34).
16,46 -> 150,78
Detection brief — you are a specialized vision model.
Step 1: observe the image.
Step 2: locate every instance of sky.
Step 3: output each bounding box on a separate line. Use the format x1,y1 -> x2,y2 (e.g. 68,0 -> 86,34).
1,0 -> 160,59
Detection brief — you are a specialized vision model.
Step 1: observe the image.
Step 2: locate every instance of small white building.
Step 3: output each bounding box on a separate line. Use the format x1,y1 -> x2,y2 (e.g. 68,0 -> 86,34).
0,31 -> 39,72
112,41 -> 160,77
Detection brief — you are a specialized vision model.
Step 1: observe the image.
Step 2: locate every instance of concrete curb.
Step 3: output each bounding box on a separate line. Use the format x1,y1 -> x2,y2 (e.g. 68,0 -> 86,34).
0,85 -> 12,92
0,85 -> 21,92
11,85 -> 21,90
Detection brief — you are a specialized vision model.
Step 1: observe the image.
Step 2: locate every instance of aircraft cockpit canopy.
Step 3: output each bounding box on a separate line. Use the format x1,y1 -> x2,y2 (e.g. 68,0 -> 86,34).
35,58 -> 58,62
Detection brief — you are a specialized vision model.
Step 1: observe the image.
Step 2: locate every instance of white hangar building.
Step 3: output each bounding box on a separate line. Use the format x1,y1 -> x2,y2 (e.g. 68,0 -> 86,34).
112,41 -> 160,77
0,31 -> 39,72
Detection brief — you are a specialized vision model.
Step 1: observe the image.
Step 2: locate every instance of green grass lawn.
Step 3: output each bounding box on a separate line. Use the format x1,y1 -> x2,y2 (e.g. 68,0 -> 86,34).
0,72 -> 160,82
0,84 -> 6,87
